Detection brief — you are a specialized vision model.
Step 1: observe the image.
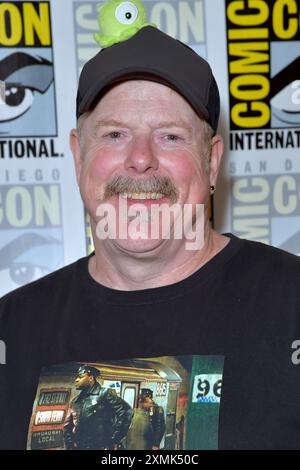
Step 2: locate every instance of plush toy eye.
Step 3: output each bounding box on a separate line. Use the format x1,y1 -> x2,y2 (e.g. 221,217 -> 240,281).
115,2 -> 138,24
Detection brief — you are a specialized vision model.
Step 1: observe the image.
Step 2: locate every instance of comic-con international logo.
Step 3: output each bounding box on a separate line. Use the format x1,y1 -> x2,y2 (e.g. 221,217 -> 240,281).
226,0 -> 300,132
0,2 -> 57,137
0,182 -> 64,297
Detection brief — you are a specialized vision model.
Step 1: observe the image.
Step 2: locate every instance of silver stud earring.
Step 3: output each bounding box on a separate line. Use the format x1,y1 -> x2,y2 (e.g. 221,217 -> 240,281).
210,185 -> 215,194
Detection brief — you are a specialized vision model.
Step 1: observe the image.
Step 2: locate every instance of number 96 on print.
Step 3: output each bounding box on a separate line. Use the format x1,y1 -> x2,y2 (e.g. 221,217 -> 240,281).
192,374 -> 222,403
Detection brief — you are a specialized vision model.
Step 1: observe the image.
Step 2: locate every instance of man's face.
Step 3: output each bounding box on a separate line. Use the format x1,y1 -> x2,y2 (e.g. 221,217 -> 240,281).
75,372 -> 94,390
71,80 -> 222,253
140,396 -> 153,410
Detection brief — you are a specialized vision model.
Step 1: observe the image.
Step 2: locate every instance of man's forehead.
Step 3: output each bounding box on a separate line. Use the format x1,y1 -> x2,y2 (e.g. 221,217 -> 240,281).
88,81 -> 201,127
93,117 -> 196,131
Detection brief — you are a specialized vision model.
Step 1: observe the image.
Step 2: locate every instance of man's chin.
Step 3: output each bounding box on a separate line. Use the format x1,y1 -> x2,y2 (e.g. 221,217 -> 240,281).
113,237 -> 167,254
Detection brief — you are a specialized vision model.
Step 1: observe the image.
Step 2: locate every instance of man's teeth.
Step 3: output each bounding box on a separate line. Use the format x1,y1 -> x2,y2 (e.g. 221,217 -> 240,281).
120,192 -> 164,200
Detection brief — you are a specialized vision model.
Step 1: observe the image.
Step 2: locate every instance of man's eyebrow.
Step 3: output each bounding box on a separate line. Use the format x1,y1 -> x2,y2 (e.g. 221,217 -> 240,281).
94,119 -> 192,130
154,120 -> 192,131
94,119 -> 126,128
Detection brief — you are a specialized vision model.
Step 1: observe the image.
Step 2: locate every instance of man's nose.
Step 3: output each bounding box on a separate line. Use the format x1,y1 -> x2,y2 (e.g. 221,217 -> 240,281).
124,134 -> 159,174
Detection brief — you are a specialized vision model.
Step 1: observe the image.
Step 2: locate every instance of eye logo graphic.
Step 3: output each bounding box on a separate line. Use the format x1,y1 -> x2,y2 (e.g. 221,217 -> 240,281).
0,52 -> 54,125
0,183 -> 64,297
0,232 -> 63,297
0,49 -> 57,137
0,1 -> 57,137
0,80 -> 5,104
270,56 -> 300,128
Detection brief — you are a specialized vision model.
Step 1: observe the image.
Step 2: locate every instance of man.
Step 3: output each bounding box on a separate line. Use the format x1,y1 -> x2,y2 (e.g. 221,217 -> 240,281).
138,389 -> 165,450
126,388 -> 165,450
1,24 -> 300,450
63,365 -> 133,450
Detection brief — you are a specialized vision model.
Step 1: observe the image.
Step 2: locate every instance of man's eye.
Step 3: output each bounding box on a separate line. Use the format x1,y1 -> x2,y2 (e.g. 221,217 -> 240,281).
165,134 -> 180,141
108,131 -> 122,139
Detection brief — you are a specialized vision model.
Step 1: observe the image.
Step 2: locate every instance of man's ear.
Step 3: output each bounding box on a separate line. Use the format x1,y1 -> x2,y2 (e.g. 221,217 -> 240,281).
69,129 -> 82,185
209,134 -> 224,187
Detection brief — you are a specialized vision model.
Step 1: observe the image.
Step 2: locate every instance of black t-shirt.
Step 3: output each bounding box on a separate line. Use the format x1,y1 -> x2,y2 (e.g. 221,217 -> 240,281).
1,234 -> 300,450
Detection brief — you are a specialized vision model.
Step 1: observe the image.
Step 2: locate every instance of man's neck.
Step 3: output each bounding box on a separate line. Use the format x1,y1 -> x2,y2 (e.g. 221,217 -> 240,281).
88,227 -> 230,291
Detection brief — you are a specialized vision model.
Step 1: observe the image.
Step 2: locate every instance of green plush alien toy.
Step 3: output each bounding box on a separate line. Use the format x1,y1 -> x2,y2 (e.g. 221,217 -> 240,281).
94,0 -> 157,48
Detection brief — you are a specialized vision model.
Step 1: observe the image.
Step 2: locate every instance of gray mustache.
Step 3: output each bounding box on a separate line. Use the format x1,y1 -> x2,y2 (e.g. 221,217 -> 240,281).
104,176 -> 179,203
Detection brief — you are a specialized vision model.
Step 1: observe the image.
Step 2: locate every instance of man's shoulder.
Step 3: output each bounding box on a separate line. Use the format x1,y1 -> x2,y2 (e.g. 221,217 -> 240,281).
236,236 -> 300,274
153,404 -> 164,413
0,255 -> 89,313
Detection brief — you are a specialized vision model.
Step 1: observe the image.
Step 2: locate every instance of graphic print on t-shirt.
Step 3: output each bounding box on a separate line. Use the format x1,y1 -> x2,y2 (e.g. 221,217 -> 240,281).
27,355 -> 224,450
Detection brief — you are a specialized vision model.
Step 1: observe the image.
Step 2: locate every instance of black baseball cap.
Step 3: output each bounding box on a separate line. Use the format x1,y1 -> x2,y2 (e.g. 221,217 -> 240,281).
76,26 -> 220,132
140,388 -> 154,399
77,365 -> 100,378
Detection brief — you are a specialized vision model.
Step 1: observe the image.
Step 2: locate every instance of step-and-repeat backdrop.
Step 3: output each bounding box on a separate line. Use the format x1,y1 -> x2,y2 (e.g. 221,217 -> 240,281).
0,0 -> 299,296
